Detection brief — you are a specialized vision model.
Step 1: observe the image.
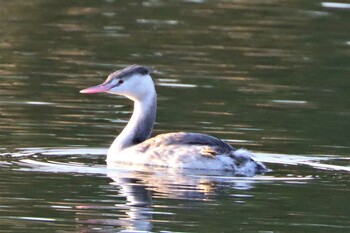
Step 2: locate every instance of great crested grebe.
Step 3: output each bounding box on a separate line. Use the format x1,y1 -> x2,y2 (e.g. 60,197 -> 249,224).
80,65 -> 267,175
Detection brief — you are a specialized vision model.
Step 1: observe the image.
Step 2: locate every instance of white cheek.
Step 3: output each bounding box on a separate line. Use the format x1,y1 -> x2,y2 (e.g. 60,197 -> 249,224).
109,83 -> 128,94
108,83 -> 137,100
107,74 -> 154,100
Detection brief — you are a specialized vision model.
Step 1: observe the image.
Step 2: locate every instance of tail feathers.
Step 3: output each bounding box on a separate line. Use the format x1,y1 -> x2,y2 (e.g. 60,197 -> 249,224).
231,149 -> 267,174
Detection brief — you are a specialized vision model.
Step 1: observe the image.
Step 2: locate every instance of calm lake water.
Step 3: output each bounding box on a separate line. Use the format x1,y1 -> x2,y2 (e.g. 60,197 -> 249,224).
1,0 -> 350,232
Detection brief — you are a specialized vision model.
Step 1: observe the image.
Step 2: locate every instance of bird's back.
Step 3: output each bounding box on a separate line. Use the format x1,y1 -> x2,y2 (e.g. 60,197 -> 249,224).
107,132 -> 266,175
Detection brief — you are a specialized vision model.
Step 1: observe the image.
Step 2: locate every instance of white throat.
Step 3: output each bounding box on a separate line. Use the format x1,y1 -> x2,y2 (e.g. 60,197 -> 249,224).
108,77 -> 157,155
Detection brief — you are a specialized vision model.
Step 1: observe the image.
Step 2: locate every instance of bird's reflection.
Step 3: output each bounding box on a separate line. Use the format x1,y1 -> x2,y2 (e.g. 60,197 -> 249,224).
103,167 -> 258,232
112,177 -> 154,232
16,157 -> 260,232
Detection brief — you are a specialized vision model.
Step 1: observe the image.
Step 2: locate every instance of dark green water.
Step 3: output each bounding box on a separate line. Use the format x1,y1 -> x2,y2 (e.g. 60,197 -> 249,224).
1,0 -> 349,232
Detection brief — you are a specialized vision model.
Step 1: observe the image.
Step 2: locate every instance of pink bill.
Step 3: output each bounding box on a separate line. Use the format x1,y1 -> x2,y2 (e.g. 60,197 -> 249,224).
80,84 -> 112,94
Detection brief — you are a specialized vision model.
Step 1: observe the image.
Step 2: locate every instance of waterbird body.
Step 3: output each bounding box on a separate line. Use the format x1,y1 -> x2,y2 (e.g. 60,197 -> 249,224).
80,65 -> 267,175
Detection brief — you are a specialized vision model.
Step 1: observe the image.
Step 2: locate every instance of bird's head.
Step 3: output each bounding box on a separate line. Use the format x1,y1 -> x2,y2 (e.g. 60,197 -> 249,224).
80,65 -> 154,101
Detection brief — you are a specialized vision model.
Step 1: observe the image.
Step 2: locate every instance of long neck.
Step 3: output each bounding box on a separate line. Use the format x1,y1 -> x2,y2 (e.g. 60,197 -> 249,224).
110,90 -> 157,153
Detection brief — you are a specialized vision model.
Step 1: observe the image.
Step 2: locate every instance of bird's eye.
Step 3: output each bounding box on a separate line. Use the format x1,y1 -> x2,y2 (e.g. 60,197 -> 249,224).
118,79 -> 124,84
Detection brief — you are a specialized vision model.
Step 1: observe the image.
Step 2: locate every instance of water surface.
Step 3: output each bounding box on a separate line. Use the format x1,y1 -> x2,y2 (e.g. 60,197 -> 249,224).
1,0 -> 349,232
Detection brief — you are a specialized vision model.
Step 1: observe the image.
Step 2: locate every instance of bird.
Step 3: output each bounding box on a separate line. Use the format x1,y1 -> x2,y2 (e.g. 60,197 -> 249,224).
80,65 -> 267,175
